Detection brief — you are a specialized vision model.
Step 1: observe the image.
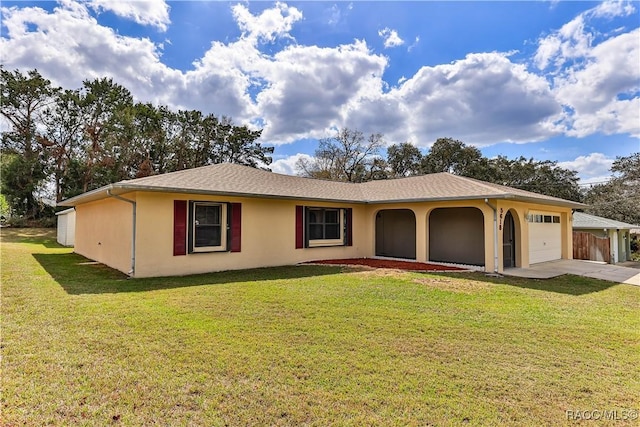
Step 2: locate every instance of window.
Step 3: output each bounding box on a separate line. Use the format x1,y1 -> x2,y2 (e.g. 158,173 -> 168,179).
527,213 -> 561,224
190,202 -> 227,252
308,208 -> 341,240
174,201 -> 241,256
296,206 -> 352,248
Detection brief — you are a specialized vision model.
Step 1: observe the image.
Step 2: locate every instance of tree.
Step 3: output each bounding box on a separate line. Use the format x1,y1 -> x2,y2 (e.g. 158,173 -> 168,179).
417,138 -> 582,201
161,111 -> 273,172
2,68 -> 274,205
0,153 -> 47,217
0,193 -> 9,219
130,102 -> 165,178
584,153 -> 640,225
482,156 -> 582,201
386,142 -> 422,177
40,89 -> 85,201
297,128 -> 384,182
1,68 -> 58,217
211,118 -> 272,168
80,77 -> 135,191
421,137 -> 484,176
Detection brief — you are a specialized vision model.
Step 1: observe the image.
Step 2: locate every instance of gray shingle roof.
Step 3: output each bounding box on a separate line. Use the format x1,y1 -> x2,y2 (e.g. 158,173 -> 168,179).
573,212 -> 639,229
59,162 -> 585,208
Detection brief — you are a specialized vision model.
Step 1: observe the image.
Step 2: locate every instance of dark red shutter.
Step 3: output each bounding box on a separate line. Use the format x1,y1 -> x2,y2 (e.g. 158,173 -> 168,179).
230,203 -> 242,252
173,200 -> 187,256
295,205 -> 304,249
346,208 -> 353,246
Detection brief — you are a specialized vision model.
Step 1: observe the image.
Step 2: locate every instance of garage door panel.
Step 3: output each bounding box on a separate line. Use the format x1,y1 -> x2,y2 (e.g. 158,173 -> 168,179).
528,213 -> 561,264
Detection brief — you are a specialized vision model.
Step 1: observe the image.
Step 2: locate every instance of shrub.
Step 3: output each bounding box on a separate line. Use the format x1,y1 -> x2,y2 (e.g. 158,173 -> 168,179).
5,216 -> 56,228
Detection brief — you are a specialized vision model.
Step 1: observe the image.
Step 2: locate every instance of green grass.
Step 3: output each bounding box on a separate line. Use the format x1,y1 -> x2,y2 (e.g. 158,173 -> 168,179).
2,229 -> 639,426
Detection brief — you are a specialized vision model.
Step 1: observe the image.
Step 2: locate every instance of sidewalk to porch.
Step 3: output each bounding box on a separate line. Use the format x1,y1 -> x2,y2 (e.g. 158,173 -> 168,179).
504,259 -> 640,286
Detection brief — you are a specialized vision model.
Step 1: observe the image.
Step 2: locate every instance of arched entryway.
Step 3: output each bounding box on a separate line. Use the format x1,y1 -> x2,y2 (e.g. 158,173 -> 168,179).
503,211 -> 516,268
375,209 -> 416,259
429,207 -> 485,266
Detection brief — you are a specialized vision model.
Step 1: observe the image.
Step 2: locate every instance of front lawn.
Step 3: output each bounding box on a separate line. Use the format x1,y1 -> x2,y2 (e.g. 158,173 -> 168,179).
2,229 -> 639,426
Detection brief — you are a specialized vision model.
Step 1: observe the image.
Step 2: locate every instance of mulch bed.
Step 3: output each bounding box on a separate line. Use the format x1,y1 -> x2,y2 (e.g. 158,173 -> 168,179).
304,258 -> 465,271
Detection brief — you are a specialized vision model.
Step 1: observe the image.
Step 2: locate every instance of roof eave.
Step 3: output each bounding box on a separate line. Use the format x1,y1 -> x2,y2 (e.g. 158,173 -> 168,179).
503,194 -> 586,209
365,194 -> 585,208
57,184 -> 117,206
58,184 -> 586,209
58,183 -> 367,206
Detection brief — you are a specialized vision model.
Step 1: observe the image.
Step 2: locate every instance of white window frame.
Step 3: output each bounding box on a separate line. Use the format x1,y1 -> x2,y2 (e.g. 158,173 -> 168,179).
307,207 -> 345,247
191,202 -> 227,253
527,213 -> 560,224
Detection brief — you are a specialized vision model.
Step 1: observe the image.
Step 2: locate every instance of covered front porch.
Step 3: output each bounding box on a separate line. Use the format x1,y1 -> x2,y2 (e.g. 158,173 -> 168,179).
366,200 -> 574,274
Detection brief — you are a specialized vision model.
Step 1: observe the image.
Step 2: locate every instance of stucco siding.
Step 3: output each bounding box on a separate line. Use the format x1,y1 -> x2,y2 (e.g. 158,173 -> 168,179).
74,196 -> 134,274
495,201 -> 573,269
134,192 -> 369,278
73,190 -> 575,278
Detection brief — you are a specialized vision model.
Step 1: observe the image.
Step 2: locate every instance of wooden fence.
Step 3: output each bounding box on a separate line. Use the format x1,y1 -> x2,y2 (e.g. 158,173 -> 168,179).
573,231 -> 610,263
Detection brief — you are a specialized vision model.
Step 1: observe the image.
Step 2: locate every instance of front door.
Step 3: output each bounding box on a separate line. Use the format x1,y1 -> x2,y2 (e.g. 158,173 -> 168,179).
503,211 -> 516,268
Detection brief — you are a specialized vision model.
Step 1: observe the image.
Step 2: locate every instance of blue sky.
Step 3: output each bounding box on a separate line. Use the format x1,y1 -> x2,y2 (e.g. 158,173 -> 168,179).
2,1 -> 639,183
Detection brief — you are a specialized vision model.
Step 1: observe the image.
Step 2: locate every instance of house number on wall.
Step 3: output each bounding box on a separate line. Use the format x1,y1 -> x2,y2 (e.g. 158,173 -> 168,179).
499,207 -> 504,231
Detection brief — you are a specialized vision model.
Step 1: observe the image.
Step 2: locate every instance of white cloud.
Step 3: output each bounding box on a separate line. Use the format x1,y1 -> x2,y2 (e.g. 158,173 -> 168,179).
1,0 -> 637,151
0,1 -> 259,120
363,52 -> 561,146
588,0 -> 636,19
87,0 -> 171,31
0,2 -> 174,98
407,36 -> 420,52
378,27 -> 404,48
534,1 -> 636,71
558,152 -> 614,182
270,153 -> 314,175
534,15 -> 592,70
327,4 -> 340,25
550,27 -> 640,137
255,40 -> 388,143
532,2 -> 640,138
232,2 -> 302,43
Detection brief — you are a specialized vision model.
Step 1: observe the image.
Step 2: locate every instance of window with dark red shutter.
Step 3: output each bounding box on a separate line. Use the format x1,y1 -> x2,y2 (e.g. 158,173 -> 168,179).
173,200 -> 187,256
230,203 -> 242,252
345,208 -> 353,246
295,205 -> 304,249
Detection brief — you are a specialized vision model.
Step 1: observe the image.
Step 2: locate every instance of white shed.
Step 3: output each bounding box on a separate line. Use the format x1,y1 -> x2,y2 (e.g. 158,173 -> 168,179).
56,208 -> 76,246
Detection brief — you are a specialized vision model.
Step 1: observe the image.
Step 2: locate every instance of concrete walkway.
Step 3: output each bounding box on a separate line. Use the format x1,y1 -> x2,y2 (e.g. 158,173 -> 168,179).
504,259 -> 640,286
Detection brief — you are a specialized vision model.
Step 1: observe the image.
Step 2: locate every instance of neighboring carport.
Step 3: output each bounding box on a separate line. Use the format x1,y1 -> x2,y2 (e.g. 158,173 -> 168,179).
572,212 -> 639,264
428,207 -> 485,266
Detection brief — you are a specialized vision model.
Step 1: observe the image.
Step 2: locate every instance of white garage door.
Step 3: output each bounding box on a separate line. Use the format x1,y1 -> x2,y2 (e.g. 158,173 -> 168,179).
528,213 -> 561,264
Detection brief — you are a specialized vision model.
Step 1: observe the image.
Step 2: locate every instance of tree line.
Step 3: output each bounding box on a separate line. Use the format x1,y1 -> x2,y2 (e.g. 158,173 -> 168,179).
1,68 -> 274,218
2,68 -> 638,226
297,129 -> 640,225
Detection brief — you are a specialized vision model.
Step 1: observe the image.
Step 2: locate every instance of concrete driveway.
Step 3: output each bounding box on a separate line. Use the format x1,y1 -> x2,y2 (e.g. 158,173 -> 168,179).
505,259 -> 640,286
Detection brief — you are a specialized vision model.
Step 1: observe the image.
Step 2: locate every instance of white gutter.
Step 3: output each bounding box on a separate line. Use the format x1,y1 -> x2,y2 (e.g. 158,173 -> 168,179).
484,198 -> 499,273
107,189 -> 136,277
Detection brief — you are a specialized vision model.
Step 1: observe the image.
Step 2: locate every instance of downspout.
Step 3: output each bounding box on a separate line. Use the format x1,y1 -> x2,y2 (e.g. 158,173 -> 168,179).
107,190 -> 136,277
484,198 -> 499,273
